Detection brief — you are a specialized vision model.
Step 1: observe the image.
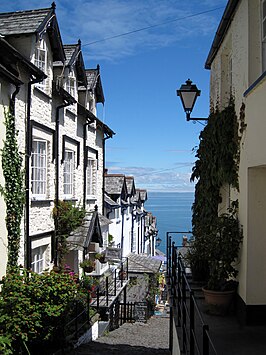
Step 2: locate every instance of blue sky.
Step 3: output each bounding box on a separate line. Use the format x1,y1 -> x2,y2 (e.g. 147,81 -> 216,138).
0,0 -> 227,192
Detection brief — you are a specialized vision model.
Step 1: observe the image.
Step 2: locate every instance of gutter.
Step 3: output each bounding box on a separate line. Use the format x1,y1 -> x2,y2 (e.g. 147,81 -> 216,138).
205,0 -> 239,69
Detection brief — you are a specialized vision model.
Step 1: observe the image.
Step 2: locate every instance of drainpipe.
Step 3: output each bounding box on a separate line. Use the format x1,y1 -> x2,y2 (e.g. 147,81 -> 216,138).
25,77 -> 45,269
83,122 -> 88,209
102,135 -> 112,216
121,206 -> 126,256
83,118 -> 94,209
54,101 -> 72,265
10,85 -> 20,116
131,211 -> 136,252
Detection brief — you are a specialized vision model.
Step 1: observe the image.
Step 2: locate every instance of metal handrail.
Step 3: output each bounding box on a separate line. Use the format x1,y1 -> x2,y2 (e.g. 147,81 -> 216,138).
167,232 -> 218,355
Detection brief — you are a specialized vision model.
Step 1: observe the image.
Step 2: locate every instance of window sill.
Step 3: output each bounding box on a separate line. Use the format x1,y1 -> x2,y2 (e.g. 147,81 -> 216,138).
66,107 -> 77,117
34,86 -> 52,100
244,70 -> 266,97
31,199 -> 53,205
63,198 -> 78,202
86,195 -> 97,201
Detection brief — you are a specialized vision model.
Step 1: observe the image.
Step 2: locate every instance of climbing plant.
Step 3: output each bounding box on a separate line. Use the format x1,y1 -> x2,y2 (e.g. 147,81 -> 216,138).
191,97 -> 242,235
53,200 -> 86,268
0,109 -> 24,270
189,98 -> 246,280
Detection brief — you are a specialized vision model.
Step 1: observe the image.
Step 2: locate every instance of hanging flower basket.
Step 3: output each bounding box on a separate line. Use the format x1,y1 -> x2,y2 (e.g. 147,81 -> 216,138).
80,259 -> 95,273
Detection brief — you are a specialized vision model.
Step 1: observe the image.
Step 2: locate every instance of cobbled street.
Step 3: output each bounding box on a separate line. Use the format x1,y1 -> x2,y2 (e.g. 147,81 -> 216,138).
68,315 -> 170,355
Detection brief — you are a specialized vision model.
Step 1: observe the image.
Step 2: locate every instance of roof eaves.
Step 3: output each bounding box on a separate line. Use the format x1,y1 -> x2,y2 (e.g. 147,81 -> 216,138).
205,0 -> 239,69
0,36 -> 46,82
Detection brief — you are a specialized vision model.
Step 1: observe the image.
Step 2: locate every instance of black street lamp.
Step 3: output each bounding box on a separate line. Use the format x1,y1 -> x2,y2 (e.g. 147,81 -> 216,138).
177,79 -> 208,121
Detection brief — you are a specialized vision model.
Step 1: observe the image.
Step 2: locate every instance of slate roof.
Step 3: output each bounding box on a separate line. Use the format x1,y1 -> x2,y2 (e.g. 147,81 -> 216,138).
0,7 -> 53,35
67,211 -> 103,251
127,253 -> 161,274
105,174 -> 127,196
0,3 -> 65,62
104,193 -> 120,208
54,42 -> 87,86
136,189 -> 147,202
131,190 -> 141,205
98,212 -> 112,226
63,45 -> 76,64
125,176 -> 136,196
79,66 -> 105,104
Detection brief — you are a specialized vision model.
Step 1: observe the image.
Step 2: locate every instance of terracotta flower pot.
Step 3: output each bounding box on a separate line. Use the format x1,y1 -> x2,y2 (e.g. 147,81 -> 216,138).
202,287 -> 235,315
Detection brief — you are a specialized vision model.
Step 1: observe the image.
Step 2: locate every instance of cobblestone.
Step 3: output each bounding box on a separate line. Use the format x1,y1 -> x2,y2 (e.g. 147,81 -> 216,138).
69,315 -> 170,355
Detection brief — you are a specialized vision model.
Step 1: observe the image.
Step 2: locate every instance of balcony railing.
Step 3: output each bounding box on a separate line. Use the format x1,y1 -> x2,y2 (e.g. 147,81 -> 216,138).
91,257 -> 129,309
166,232 -> 218,355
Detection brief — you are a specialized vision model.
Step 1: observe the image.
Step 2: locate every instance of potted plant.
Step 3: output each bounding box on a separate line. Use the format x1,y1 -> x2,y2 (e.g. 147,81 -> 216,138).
94,252 -> 107,264
79,259 -> 95,273
108,234 -> 115,247
201,210 -> 243,314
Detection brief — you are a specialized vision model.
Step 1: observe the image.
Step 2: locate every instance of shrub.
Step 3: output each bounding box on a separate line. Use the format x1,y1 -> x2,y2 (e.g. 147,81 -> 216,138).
0,268 -> 83,353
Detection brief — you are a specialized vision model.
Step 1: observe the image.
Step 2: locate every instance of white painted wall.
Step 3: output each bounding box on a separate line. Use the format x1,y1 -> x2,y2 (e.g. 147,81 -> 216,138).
209,0 -> 266,306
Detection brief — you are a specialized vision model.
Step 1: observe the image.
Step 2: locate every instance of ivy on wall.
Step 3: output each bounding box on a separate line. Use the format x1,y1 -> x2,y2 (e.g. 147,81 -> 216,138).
0,109 -> 24,270
190,98 -> 243,236
52,200 -> 86,268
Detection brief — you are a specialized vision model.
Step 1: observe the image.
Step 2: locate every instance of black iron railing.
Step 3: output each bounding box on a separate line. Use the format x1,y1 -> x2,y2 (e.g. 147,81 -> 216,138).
167,232 -> 218,355
92,257 -> 129,309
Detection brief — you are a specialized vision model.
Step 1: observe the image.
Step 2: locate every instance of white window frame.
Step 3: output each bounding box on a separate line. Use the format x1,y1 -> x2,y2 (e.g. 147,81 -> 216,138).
87,158 -> 96,197
66,70 -> 76,98
63,149 -> 75,198
34,39 -> 47,90
31,139 -> 47,199
31,246 -> 46,274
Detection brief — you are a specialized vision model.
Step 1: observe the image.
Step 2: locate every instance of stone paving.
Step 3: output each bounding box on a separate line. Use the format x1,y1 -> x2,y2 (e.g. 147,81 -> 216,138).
68,315 -> 170,355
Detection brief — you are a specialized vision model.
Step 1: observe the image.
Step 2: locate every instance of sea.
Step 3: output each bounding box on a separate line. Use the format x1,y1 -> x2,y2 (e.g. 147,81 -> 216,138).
145,192 -> 194,255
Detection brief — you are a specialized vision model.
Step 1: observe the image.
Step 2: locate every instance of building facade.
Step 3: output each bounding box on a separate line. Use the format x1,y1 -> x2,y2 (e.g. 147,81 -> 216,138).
206,0 -> 266,324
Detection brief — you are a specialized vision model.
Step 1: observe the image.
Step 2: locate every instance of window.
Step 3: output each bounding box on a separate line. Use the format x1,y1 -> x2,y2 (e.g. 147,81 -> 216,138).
64,150 -> 75,196
31,246 -> 46,274
262,0 -> 266,72
66,71 -> 76,98
87,158 -> 96,196
34,39 -> 47,89
31,140 -> 47,197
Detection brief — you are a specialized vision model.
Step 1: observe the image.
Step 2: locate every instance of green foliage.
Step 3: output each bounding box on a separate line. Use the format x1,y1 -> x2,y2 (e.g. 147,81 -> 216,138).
53,200 -> 86,267
189,98 -> 245,289
0,268 -> 85,353
0,109 -> 24,270
191,98 -> 240,232
144,273 -> 160,309
203,208 -> 243,290
0,331 -> 12,355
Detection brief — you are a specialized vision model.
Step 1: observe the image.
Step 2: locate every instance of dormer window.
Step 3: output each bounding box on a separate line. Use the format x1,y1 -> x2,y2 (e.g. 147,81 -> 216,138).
34,39 -> 47,90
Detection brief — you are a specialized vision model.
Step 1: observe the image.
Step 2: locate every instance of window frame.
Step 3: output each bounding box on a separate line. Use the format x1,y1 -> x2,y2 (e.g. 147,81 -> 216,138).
63,149 -> 75,198
31,245 -> 46,274
34,39 -> 47,90
262,0 -> 266,72
86,158 -> 97,197
65,70 -> 76,98
31,139 -> 47,200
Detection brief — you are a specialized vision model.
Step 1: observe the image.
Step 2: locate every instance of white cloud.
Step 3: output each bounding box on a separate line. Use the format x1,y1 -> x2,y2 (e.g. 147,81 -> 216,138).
106,164 -> 195,192
0,0 -> 226,62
